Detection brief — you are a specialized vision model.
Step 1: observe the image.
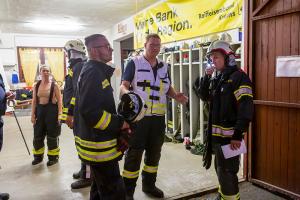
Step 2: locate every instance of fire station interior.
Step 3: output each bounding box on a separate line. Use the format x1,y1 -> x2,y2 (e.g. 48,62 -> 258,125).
0,0 -> 299,200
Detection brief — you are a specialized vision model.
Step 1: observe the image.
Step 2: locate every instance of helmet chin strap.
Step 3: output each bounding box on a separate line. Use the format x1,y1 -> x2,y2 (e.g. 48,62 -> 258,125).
69,50 -> 86,60
227,54 -> 236,67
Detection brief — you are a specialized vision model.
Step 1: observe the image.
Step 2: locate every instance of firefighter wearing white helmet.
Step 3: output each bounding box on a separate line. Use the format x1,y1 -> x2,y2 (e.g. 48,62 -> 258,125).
64,39 -> 86,54
194,40 -> 253,200
62,39 -> 91,189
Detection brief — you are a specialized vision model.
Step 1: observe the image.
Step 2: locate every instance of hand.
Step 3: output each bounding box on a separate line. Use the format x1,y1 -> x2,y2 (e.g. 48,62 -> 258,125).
31,115 -> 36,125
121,121 -> 131,131
174,92 -> 188,105
205,66 -> 214,76
117,136 -> 130,153
118,121 -> 132,153
66,115 -> 74,129
230,140 -> 241,150
6,91 -> 15,100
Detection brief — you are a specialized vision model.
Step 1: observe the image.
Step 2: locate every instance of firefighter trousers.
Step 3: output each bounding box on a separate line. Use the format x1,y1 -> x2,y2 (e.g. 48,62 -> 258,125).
89,161 -> 125,200
123,116 -> 165,195
213,143 -> 240,200
33,103 -> 61,160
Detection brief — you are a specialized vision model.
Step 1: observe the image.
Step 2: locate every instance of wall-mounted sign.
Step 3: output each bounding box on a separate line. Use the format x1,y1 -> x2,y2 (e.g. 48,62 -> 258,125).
118,23 -> 128,35
134,0 -> 242,49
276,56 -> 300,77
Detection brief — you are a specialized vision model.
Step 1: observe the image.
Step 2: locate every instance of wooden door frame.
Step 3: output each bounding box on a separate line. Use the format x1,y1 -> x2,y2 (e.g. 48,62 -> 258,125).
244,0 -> 300,198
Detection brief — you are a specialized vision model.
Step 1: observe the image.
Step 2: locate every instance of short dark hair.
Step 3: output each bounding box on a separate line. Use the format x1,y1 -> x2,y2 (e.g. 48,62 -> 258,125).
145,33 -> 161,43
84,34 -> 105,49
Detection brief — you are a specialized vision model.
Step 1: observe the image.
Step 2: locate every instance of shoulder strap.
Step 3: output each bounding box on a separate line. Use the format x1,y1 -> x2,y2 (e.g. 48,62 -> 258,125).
35,80 -> 42,104
0,74 -> 4,87
48,81 -> 55,103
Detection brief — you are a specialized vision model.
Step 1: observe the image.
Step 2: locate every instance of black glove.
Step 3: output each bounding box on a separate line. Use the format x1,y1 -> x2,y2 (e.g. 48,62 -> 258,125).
202,129 -> 212,170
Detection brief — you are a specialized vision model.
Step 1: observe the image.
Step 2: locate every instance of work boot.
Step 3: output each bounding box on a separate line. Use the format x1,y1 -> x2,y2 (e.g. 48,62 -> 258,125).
47,156 -> 58,166
125,195 -> 134,200
32,156 -> 43,165
72,170 -> 81,179
125,187 -> 135,200
142,184 -> 164,198
0,192 -> 9,200
71,178 -> 92,189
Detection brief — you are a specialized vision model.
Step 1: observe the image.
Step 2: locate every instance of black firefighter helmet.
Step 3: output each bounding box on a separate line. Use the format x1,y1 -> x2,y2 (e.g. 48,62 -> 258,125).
117,92 -> 147,123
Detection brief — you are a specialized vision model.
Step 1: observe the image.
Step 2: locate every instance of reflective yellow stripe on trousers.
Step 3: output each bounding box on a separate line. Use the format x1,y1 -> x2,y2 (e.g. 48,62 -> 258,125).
143,164 -> 158,173
48,147 -> 60,156
33,147 -> 45,155
218,186 -> 240,200
122,170 -> 140,179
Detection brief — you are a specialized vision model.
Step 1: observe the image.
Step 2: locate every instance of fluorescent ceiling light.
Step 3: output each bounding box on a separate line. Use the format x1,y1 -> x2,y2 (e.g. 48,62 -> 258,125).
27,19 -> 83,32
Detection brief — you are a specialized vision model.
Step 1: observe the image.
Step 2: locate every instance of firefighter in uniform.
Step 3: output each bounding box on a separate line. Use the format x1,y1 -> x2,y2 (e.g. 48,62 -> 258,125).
62,39 -> 91,189
195,40 -> 253,200
74,34 -> 130,200
120,33 -> 188,199
31,65 -> 62,166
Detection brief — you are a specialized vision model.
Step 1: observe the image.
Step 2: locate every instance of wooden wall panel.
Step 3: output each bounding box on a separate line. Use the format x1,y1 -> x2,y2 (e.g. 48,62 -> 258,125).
248,0 -> 300,197
296,111 -> 300,194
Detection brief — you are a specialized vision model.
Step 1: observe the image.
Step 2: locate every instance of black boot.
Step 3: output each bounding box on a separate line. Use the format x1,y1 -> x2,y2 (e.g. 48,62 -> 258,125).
0,192 -> 9,200
125,189 -> 135,200
142,184 -> 164,198
72,170 -> 81,179
125,194 -> 134,200
47,156 -> 58,166
32,156 -> 43,165
71,178 -> 92,189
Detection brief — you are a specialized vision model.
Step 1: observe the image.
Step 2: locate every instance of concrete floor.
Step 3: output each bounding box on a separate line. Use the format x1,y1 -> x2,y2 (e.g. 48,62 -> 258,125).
0,115 -> 221,200
0,115 -> 287,200
191,182 -> 287,200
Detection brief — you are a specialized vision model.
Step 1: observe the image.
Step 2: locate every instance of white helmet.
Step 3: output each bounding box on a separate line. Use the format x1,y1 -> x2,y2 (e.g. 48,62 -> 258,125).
117,92 -> 147,123
220,32 -> 232,43
64,39 -> 86,54
208,34 -> 220,42
207,40 -> 234,56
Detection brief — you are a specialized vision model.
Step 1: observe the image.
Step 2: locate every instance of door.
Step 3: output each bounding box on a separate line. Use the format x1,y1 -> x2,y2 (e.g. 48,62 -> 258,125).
245,0 -> 300,198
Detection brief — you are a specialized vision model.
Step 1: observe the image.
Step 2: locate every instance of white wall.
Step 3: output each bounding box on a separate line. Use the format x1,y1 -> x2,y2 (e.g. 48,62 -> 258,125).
102,16 -> 135,102
0,33 -> 84,67
0,34 -> 16,65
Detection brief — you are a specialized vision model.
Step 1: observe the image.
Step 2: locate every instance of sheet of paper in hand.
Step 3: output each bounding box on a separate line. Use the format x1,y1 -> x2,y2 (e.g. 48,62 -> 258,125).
221,140 -> 247,159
